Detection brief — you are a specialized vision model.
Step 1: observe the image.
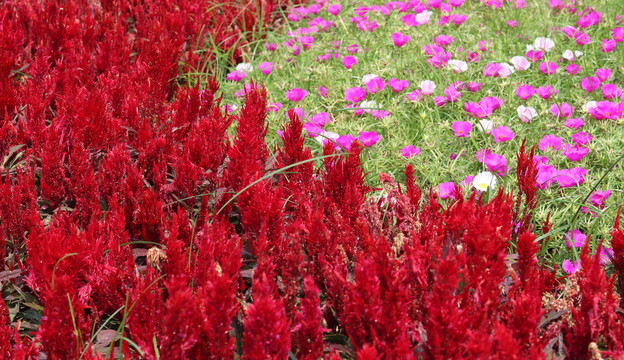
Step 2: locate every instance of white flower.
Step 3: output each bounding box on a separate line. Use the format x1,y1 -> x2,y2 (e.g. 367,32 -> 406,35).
362,74 -> 378,84
582,101 -> 598,112
360,100 -> 380,113
510,56 -> 530,71
526,44 -> 535,52
574,50 -> 583,57
415,10 -> 432,24
562,50 -> 574,61
236,62 -> 253,73
316,131 -> 339,146
472,171 -> 498,191
419,80 -> 436,95
517,105 -> 537,122
534,37 -> 555,52
476,119 -> 494,133
497,63 -> 515,78
448,59 -> 468,73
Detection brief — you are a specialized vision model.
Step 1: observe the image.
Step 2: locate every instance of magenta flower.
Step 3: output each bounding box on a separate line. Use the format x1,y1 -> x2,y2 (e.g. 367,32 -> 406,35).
405,90 -> 423,102
267,102 -> 282,113
286,88 -> 308,102
226,70 -> 247,82
343,56 -> 357,69
564,117 -> 585,130
359,130 -> 382,147
444,86 -> 461,102
566,63 -> 581,75
516,84 -> 535,100
265,42 -> 277,51
327,4 -> 342,15
539,61 -> 559,75
484,153 -> 507,176
507,20 -> 517,27
312,112 -> 330,126
588,101 -> 619,119
526,49 -> 544,62
391,32 -> 411,47
388,78 -> 409,92
464,102 -> 491,118
595,68 -> 612,82
293,107 -> 308,120
565,229 -> 587,248
575,31 -> 591,46
556,169 -> 581,188
365,77 -> 386,93
539,135 -> 563,151
438,182 -> 456,200
536,85 -> 557,99
461,175 -> 474,188
602,84 -> 622,100
613,27 -> 624,42
598,247 -> 614,265
550,102 -> 574,118
401,145 -> 421,158
491,125 -> 514,142
587,189 -> 613,209
561,26 -> 577,38
602,38 -> 616,52
336,134 -> 356,150
452,121 -> 472,137
344,87 -> 366,103
468,82 -> 483,92
563,259 -> 581,275
318,86 -> 328,98
536,164 -> 557,189
258,62 -> 273,75
561,144 -> 590,162
580,76 -> 601,93
433,96 -> 447,106
304,122 -> 323,137
434,34 -> 455,46
571,132 -> 592,146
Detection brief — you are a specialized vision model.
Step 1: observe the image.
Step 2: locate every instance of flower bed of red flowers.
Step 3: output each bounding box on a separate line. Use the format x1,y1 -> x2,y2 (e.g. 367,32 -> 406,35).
2,0 -> 624,359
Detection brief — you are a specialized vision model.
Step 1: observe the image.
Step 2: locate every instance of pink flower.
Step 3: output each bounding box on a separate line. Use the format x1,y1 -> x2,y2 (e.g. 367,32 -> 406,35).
571,132 -> 592,146
507,20 -> 517,27
286,88 -> 308,102
598,247 -> 614,265
563,259 -> 581,274
566,63 -> 581,75
561,144 -> 590,161
434,96 -> 447,106
267,102 -> 282,113
304,122 -> 323,137
438,182 -> 456,200
566,230 -> 586,248
550,102 -> 574,118
265,42 -> 277,51
468,82 -> 483,92
359,131 -> 381,147
564,117 -> 585,130
336,134 -> 356,150
388,78 -> 409,92
318,86 -> 328,98
312,112 -> 330,126
327,4 -> 342,15
556,169 -> 582,188
536,85 -> 558,99
580,76 -> 601,93
561,26 -> 577,38
452,121 -> 472,137
539,61 -> 559,75
539,135 -> 563,151
613,27 -> 624,42
344,87 -> 366,102
444,85 -> 461,102
365,77 -> 386,93
419,80 -> 436,95
464,102 -> 491,118
226,70 -> 247,82
391,32 -> 411,47
258,62 -> 273,75
517,105 -> 537,122
595,68 -> 612,82
588,101 -> 619,119
575,31 -> 591,46
491,125 -> 514,142
602,38 -> 616,53
401,145 -> 421,158
484,153 -> 507,176
434,34 -> 455,46
343,56 -> 357,69
516,84 -> 535,100
602,84 -> 622,100
405,90 -> 423,102
461,175 -> 474,188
